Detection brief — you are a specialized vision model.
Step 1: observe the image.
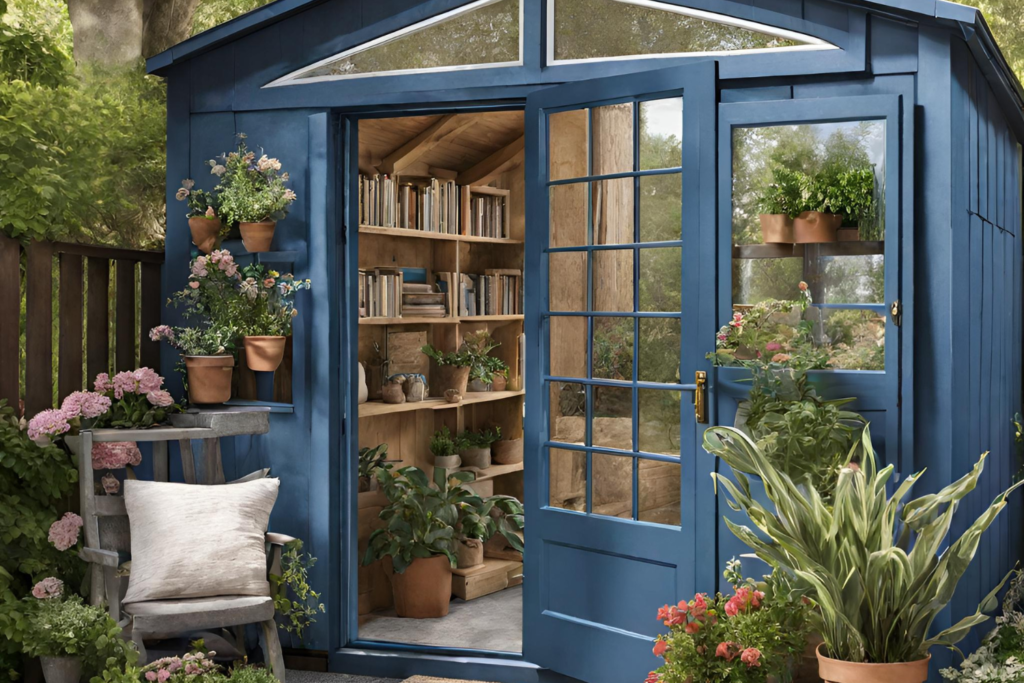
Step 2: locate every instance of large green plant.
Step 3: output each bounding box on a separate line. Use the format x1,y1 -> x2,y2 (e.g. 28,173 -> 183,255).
704,425 -> 1024,664
755,165 -> 805,217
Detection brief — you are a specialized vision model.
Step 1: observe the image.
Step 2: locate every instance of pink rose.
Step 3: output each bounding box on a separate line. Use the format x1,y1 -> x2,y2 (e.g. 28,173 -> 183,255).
685,621 -> 701,634
157,669 -> 170,682
145,672 -> 157,682
31,577 -> 63,599
715,642 -> 738,661
740,647 -> 762,668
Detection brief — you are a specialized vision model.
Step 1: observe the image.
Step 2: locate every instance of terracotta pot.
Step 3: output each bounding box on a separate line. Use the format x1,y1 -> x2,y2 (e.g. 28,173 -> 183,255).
491,374 -> 508,392
492,438 -> 524,465
460,446 -> 491,469
240,221 -> 276,252
188,217 -> 222,254
456,538 -> 484,569
390,554 -> 452,618
759,214 -> 795,243
40,656 -> 81,683
184,355 -> 234,404
837,227 -> 861,242
434,365 -> 470,397
243,336 -> 286,372
794,211 -> 841,243
816,644 -> 929,683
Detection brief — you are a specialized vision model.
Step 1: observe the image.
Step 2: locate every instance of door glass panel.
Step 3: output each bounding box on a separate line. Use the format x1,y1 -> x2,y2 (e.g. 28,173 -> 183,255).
549,447 -> 587,511
638,318 -> 680,384
639,173 -> 682,242
639,248 -> 682,312
592,103 -> 634,175
550,318 -> 588,377
640,98 -> 683,170
592,452 -> 633,519
592,385 -> 633,450
592,177 -> 635,244
638,459 -> 681,525
550,183 -> 589,247
549,109 -> 590,181
638,389 -> 680,456
549,381 -> 587,443
592,251 -> 634,312
593,317 -> 634,381
549,251 -> 588,311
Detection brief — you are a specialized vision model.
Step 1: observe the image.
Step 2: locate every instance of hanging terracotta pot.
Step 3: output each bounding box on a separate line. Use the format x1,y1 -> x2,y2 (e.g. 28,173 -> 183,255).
240,221 -> 276,252
184,355 -> 234,404
188,217 -> 222,254
433,365 -> 470,397
243,336 -> 286,372
493,438 -> 524,465
389,554 -> 452,618
793,211 -> 841,243
456,538 -> 484,569
816,644 -> 929,683
758,214 -> 794,243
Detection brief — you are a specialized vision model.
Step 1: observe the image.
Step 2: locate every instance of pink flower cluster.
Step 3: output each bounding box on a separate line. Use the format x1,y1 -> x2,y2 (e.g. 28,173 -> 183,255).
723,586 -> 764,617
48,512 -> 83,551
27,409 -> 70,441
31,577 -> 63,599
143,650 -> 218,681
713,641 -> 761,667
191,249 -> 238,279
149,325 -> 175,342
92,441 -> 142,470
107,368 -> 163,398
60,391 -> 111,420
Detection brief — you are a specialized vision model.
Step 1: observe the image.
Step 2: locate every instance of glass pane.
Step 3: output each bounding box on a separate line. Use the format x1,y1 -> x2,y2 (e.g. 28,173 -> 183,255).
549,381 -> 587,443
553,0 -> 812,61
639,173 -> 682,242
820,255 -> 885,304
549,108 -> 590,181
550,182 -> 589,247
592,385 -> 632,451
549,251 -> 588,311
639,248 -> 681,312
638,318 -> 680,384
550,317 -> 588,377
639,459 -> 680,525
593,317 -> 634,381
549,447 -> 587,511
592,103 -> 633,175
639,389 -> 680,456
299,0 -> 520,78
592,178 -> 635,245
592,452 -> 633,519
640,98 -> 683,170
821,308 -> 885,371
592,250 -> 634,312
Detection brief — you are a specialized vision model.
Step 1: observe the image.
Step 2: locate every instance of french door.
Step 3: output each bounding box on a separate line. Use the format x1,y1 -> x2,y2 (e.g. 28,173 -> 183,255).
523,62 -> 718,683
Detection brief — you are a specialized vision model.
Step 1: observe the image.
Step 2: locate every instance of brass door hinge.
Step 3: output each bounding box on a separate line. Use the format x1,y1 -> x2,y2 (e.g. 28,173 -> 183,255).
694,371 -> 708,424
890,300 -> 902,327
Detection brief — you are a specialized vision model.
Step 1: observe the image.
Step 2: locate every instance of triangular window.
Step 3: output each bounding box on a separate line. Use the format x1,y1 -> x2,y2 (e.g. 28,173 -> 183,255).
549,0 -> 834,63
267,0 -> 521,85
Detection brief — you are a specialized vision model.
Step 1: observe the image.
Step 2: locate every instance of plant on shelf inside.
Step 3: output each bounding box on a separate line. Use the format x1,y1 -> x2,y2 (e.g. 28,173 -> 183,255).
754,165 -> 803,244
269,538 -> 325,642
457,426 -> 501,470
235,262 -> 311,372
703,424 -> 1024,683
811,163 -> 877,240
454,488 -> 524,569
941,569 -> 1024,683
430,426 -> 462,469
421,345 -> 474,396
212,134 -> 296,253
175,179 -> 223,254
358,443 -> 389,492
462,330 -> 505,391
648,558 -> 810,683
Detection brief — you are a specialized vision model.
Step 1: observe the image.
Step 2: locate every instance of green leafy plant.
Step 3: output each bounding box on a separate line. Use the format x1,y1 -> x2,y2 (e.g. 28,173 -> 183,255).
755,165 -> 805,217
269,539 -> 324,642
23,595 -> 138,675
806,164 -> 876,228
213,135 -> 296,225
235,263 -> 311,337
704,424 -> 1024,664
457,492 -> 524,549
176,179 -> 221,220
459,427 -> 501,449
462,331 -> 506,385
421,345 -> 474,368
358,444 -> 389,480
430,427 -> 461,458
942,570 -> 1024,682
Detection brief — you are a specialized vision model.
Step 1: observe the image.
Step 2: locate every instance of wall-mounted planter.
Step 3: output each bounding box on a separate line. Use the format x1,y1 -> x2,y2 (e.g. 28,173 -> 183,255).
758,214 -> 795,243
793,211 -> 841,243
184,355 -> 234,404
240,221 -> 276,252
243,336 -> 286,372
189,217 -> 222,254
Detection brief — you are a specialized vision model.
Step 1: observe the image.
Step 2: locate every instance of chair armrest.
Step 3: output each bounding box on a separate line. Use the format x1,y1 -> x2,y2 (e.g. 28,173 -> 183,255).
265,532 -> 295,546
80,547 -> 120,568
265,533 -> 295,579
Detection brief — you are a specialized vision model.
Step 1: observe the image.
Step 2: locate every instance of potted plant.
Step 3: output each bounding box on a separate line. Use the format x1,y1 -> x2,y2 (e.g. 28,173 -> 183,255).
491,367 -> 509,392
363,465 -> 468,618
430,426 -> 461,469
458,426 -> 501,469
358,443 -> 389,492
463,330 -> 503,392
152,325 -> 237,404
236,263 -> 311,372
754,165 -> 802,244
793,164 -> 874,244
212,134 -> 296,253
492,430 -> 524,465
455,490 -> 524,569
24,590 -> 127,683
819,165 -> 876,241
422,345 -> 473,396
175,179 -> 223,254
703,425 -> 1024,683
941,570 -> 1024,682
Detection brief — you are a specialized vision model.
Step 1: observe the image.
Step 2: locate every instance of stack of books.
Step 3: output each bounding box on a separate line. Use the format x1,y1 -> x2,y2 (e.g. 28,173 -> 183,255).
459,269 -> 522,316
359,174 -> 397,227
402,283 -> 447,318
420,178 -> 460,235
467,194 -> 508,239
358,267 -> 404,318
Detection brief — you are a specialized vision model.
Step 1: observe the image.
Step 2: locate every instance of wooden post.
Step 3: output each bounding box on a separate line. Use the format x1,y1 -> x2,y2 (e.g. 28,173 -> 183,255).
58,253 -> 84,403
115,260 -> 136,372
139,262 -> 161,370
0,234 -> 20,409
25,241 -> 54,417
86,257 -> 110,385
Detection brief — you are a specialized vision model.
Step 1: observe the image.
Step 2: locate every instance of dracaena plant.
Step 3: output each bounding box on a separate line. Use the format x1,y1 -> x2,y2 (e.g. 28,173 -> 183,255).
703,424 -> 1024,664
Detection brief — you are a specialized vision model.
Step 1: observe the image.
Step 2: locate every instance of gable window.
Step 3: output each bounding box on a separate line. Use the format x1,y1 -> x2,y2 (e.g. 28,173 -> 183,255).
267,0 -> 521,85
549,0 -> 834,63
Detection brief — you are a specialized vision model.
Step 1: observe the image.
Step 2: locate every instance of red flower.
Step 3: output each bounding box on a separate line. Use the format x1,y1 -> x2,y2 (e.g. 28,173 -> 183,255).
653,640 -> 669,658
645,673 -> 661,683
740,648 -> 762,668
676,600 -> 689,612
685,621 -> 701,634
657,604 -> 672,622
690,593 -> 708,619
715,642 -> 738,661
666,607 -> 686,626
751,590 -> 764,608
724,598 -> 740,617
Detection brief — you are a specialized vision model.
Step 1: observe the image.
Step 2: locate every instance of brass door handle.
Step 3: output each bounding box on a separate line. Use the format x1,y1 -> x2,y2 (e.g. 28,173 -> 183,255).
694,370 -> 707,424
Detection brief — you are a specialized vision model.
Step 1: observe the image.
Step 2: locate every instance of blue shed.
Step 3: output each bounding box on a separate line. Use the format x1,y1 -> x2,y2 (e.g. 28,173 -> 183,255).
147,0 -> 1024,680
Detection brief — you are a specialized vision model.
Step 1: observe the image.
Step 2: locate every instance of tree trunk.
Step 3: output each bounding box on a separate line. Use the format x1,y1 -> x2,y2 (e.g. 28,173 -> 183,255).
66,0 -> 145,67
142,0 -> 201,58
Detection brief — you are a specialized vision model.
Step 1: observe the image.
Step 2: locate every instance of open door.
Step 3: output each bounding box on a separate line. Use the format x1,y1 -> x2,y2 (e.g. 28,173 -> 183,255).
523,62 -> 718,683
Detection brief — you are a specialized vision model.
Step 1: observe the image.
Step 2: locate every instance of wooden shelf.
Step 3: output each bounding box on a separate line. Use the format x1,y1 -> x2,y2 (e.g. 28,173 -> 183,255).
732,240 -> 884,259
459,314 -> 524,322
359,225 -> 523,245
459,461 -> 524,482
358,389 -> 525,418
358,315 -> 523,325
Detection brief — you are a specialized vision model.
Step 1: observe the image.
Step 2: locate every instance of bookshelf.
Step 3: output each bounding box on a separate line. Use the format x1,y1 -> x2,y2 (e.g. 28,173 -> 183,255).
356,111 -> 527,617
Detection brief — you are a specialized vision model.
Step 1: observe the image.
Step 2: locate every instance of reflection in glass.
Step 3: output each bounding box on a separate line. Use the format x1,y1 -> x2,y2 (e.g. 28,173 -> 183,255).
549,447 -> 587,511
592,103 -> 634,175
592,177 -> 635,244
550,182 -> 589,247
592,385 -> 633,451
550,317 -> 588,377
639,389 -> 680,456
592,452 -> 633,519
549,381 -> 587,443
640,98 -> 682,170
549,108 -> 589,181
549,251 -> 588,312
638,459 -> 681,525
638,318 -> 680,384
593,317 -> 634,381
592,250 -> 635,312
640,173 -> 682,242
639,248 -> 682,312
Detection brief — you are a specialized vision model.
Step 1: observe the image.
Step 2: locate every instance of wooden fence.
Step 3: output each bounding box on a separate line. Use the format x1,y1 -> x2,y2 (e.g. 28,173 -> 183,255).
0,234 -> 165,418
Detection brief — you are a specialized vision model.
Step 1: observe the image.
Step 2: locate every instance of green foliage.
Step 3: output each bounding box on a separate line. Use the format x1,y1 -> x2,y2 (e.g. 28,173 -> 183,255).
0,0 -> 70,87
191,0 -> 274,36
358,444 -> 389,480
704,425 -> 1024,663
269,539 -> 324,642
754,165 -> 804,217
226,666 -> 278,683
941,570 -> 1024,682
459,427 -> 501,449
162,326 -> 237,357
24,595 -> 138,677
805,165 -> 876,230
429,426 -> 460,458
421,345 -> 474,368
235,263 -> 311,337
176,179 -> 221,220
457,492 -> 524,548
213,136 -> 296,225
461,331 -> 506,384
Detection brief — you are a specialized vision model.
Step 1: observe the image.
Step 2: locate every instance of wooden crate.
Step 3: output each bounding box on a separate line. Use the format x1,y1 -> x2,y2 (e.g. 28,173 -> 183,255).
451,558 -> 522,601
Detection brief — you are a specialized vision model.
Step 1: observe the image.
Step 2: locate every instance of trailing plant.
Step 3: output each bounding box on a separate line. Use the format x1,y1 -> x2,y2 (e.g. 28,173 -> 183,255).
942,570 -> 1024,682
168,250 -> 242,325
176,179 -> 221,221
269,539 -> 324,642
703,424 -> 1024,664
459,427 -> 501,449
430,427 -> 460,458
649,559 -> 810,683
754,165 -> 805,217
213,135 -> 296,225
358,444 -> 389,481
152,325 -> 237,357
235,263 -> 312,337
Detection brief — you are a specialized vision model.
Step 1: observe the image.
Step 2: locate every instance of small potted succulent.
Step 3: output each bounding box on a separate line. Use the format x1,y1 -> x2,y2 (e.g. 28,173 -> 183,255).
358,443 -> 389,492
754,165 -> 802,244
236,263 -> 311,372
212,134 -> 296,253
430,426 -> 461,469
175,179 -> 223,254
458,426 -> 501,470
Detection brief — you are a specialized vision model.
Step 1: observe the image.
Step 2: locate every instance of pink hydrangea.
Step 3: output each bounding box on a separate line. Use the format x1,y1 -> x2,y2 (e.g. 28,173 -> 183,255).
60,391 -> 111,420
146,390 -> 174,407
92,441 -> 143,470
31,577 -> 63,599
48,512 -> 83,551
134,368 -> 163,394
94,372 -> 112,393
191,256 -> 209,277
149,325 -> 174,342
27,409 -> 70,441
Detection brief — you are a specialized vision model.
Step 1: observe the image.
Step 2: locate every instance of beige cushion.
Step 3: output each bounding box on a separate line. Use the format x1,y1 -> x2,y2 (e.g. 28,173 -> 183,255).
122,478 -> 279,604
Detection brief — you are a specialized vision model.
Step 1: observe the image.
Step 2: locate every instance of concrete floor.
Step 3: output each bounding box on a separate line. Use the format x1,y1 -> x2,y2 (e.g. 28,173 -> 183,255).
288,672 -> 398,683
359,585 -> 522,653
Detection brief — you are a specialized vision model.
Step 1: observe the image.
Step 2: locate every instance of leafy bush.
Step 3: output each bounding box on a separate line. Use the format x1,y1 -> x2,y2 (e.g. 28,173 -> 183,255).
23,595 -> 138,679
429,427 -> 460,458
269,539 -> 324,642
459,427 -> 501,449
358,444 -> 389,480
213,136 -> 296,225
235,263 -> 311,337
942,571 -> 1024,682
804,164 -> 876,228
754,165 -> 804,217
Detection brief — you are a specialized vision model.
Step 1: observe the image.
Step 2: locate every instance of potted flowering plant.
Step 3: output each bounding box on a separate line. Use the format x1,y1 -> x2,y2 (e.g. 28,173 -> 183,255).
175,179 -> 223,254
211,135 -> 296,253
235,263 -> 311,372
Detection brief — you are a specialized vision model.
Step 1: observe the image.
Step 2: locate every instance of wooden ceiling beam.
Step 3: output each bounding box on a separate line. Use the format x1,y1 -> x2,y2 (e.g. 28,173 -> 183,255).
456,135 -> 525,186
379,114 -> 477,175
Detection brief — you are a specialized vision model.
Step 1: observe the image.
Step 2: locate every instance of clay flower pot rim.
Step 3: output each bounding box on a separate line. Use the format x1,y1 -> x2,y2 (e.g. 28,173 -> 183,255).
244,335 -> 286,340
185,355 -> 233,359
815,643 -> 930,683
